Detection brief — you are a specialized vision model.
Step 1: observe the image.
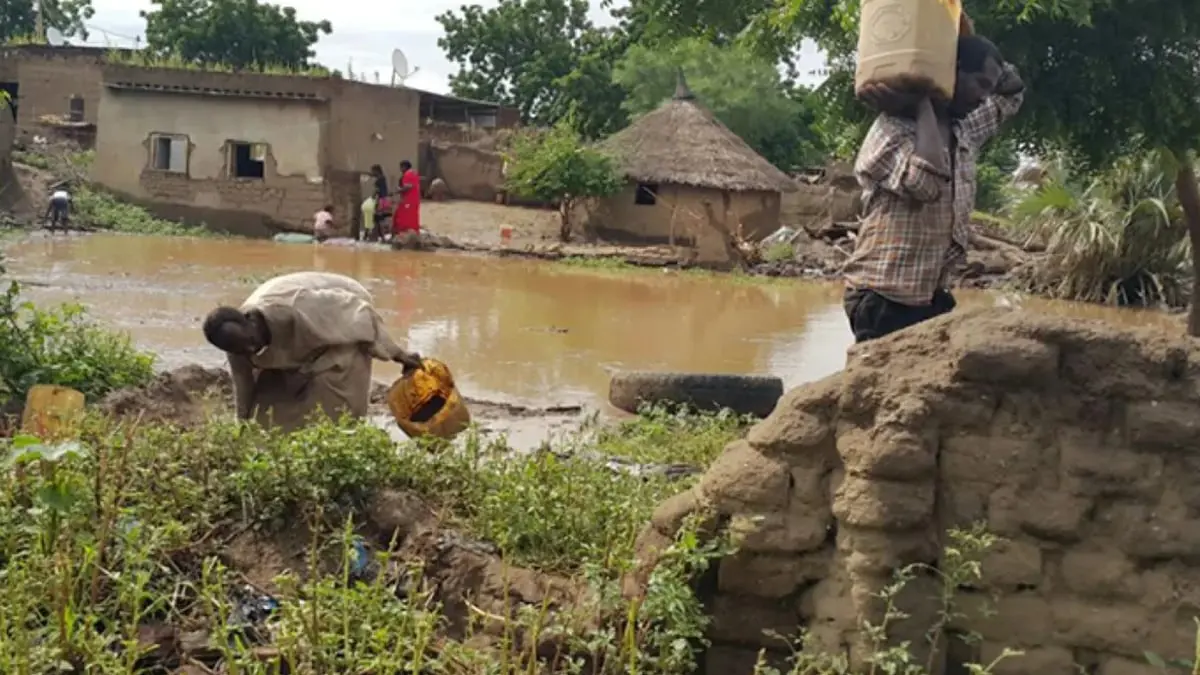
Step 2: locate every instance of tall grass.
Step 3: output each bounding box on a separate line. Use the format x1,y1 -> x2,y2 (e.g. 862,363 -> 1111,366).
1002,150 -> 1191,307
105,50 -> 331,77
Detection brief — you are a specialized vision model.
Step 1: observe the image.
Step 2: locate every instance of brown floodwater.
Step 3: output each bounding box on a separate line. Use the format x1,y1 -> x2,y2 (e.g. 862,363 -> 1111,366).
2,234 -> 1185,412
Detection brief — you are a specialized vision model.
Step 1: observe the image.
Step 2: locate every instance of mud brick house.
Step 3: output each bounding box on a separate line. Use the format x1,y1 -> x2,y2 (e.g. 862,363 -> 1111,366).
0,45 -> 126,143
91,65 -> 421,236
419,89 -> 519,130
593,74 -> 797,267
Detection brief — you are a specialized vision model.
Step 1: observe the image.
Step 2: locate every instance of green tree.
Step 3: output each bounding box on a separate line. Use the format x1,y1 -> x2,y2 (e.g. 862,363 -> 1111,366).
613,38 -> 826,170
435,0 -> 627,137
0,0 -> 94,42
140,0 -> 331,70
612,0 -> 772,46
503,122 -> 623,241
756,0 -> 1200,330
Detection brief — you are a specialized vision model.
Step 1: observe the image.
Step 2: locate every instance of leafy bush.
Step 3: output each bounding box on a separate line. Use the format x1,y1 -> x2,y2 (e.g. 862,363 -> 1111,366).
504,122 -> 623,241
12,148 -> 209,236
0,412 -> 730,673
0,254 -> 155,405
1002,150 -> 1191,306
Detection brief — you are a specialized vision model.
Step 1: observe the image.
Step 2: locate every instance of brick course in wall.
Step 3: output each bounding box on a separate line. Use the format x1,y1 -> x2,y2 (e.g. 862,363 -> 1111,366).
629,308 -> 1200,675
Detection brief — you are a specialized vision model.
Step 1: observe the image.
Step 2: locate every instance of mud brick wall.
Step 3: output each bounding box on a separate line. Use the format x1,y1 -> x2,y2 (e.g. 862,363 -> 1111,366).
632,308 -> 1200,675
0,47 -> 109,139
135,171 -> 329,237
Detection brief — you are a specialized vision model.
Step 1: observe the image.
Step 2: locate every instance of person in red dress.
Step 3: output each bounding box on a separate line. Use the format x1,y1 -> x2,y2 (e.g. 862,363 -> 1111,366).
392,160 -> 421,237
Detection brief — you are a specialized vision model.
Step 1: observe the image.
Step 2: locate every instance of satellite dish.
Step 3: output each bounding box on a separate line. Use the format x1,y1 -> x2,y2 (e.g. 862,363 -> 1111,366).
391,49 -> 408,78
390,48 -> 419,86
45,27 -> 65,46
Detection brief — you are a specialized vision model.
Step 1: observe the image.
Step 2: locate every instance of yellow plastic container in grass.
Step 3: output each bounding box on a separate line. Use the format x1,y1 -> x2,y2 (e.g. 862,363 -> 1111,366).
387,359 -> 471,440
21,385 -> 85,440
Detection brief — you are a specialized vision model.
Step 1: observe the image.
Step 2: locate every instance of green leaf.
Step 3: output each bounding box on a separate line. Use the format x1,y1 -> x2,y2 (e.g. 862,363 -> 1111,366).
1146,651 -> 1168,669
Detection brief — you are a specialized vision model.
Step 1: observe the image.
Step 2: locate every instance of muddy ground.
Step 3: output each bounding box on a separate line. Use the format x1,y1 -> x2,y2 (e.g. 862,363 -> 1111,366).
86,365 -> 603,672
95,364 -> 590,453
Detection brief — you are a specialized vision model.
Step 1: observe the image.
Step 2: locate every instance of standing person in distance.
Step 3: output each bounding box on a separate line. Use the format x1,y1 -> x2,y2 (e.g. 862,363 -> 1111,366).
842,16 -> 1025,343
393,160 -> 421,240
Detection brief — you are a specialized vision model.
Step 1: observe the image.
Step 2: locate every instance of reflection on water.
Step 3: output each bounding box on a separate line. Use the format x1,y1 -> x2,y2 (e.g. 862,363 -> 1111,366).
2,235 -> 1183,408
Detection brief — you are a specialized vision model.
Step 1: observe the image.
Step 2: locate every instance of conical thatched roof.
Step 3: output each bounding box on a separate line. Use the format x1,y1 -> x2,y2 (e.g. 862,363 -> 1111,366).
600,71 -> 797,193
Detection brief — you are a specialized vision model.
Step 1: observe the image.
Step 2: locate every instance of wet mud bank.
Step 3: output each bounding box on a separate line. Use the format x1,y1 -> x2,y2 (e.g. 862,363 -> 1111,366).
88,363 -> 594,454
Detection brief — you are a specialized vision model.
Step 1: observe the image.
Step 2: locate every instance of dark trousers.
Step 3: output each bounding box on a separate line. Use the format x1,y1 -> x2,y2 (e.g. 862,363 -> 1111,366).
843,288 -> 957,344
46,198 -> 69,229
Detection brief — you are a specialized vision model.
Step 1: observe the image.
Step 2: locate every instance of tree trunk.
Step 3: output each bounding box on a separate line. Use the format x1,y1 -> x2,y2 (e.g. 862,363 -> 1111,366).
558,199 -> 572,242
1174,160 -> 1200,336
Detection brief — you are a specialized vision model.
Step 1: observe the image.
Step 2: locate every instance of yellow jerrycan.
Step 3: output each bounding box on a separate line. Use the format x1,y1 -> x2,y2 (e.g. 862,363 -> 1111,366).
21,385 -> 86,440
855,0 -> 962,100
386,358 -> 471,441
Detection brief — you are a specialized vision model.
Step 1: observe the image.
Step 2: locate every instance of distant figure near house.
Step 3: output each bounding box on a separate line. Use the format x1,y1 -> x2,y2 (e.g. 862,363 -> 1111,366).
393,160 -> 421,237
201,271 -> 423,433
428,177 -> 449,201
366,164 -> 390,242
45,185 -> 70,231
313,204 -> 335,242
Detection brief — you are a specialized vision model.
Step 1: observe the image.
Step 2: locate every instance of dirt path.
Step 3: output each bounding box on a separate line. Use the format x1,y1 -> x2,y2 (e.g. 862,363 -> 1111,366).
422,201 -> 561,248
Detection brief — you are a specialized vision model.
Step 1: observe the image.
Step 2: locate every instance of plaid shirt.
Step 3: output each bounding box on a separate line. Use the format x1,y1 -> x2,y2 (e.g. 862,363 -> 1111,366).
843,64 -> 1024,306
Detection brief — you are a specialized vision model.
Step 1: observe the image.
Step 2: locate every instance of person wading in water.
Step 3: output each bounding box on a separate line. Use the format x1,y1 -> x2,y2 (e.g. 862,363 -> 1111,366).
202,271 -> 422,432
843,18 -> 1024,344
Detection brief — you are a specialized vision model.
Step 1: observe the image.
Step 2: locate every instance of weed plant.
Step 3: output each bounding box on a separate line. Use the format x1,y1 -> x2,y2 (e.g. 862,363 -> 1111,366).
0,253 -> 155,405
12,148 -> 212,237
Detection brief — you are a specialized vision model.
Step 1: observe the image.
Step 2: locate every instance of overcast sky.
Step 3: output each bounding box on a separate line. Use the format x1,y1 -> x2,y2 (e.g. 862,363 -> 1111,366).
78,0 -> 825,94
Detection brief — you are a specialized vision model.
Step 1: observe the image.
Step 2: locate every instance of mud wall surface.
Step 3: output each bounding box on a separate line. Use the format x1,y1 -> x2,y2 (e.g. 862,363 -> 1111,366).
92,85 -> 330,235
0,107 -> 20,212
430,143 -> 504,202
782,163 -> 861,230
634,309 -> 1200,675
0,46 -> 110,141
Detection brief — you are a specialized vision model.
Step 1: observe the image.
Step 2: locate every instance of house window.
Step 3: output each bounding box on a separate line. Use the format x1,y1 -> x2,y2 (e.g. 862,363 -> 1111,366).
228,141 -> 267,179
635,182 -> 658,206
149,133 -> 189,174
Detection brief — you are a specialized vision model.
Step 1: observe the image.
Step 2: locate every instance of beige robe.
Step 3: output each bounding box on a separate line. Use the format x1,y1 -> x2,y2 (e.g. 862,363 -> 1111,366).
227,271 -> 407,432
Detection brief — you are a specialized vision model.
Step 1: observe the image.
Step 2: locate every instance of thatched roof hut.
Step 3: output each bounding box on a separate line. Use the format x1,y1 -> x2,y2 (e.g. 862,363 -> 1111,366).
599,73 -> 797,194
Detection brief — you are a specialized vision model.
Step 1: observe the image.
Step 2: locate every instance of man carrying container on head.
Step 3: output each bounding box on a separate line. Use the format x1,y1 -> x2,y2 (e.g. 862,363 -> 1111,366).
843,12 -> 1025,343
201,271 -> 423,432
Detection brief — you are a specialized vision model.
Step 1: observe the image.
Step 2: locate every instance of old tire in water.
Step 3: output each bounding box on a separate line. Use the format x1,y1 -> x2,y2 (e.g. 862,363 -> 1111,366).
608,371 -> 784,418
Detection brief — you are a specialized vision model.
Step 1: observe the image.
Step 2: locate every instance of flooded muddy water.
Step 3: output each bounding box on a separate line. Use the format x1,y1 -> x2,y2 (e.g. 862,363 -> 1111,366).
3,234 -> 1184,413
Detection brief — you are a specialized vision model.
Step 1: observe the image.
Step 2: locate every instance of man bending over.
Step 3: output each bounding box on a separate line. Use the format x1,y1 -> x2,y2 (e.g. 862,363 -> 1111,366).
202,271 -> 422,432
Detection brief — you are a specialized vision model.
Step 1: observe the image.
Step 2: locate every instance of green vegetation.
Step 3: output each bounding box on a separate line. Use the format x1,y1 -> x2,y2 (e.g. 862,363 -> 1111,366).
0,0 -> 94,44
0,392 -> 1030,675
104,48 -> 331,77
72,186 -> 211,236
1001,151 -> 1190,307
762,242 -> 796,264
581,403 -> 749,467
139,0 -> 331,73
748,0 -> 1200,329
12,148 -> 213,237
612,38 -> 826,170
503,123 -> 623,241
0,253 -> 155,406
0,406 -> 731,673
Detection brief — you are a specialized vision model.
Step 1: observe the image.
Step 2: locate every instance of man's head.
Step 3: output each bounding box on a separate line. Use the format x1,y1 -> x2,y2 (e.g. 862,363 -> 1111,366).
399,160 -> 412,172
370,164 -> 383,177
202,306 -> 266,355
322,204 -> 334,213
951,35 -> 1003,117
